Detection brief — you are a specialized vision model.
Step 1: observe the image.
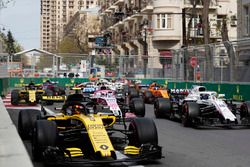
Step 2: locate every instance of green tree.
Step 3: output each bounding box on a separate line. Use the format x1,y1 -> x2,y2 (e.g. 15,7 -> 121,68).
6,30 -> 16,55
186,0 -> 201,46
0,0 -> 14,10
58,36 -> 82,53
4,30 -> 23,61
201,0 -> 212,81
221,16 -> 235,81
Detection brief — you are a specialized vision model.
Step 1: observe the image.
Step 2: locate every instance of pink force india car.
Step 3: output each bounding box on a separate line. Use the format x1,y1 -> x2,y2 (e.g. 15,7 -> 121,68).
90,89 -> 145,119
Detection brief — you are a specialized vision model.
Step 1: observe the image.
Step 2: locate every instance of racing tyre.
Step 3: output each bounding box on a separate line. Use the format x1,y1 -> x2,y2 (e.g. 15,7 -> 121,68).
182,102 -> 200,127
18,109 -> 41,140
130,98 -> 145,117
58,86 -> 66,95
129,118 -> 158,147
129,88 -> 139,99
44,89 -> 54,105
144,91 -> 153,103
32,120 -> 57,161
154,98 -> 171,118
240,101 -> 250,119
11,89 -> 19,105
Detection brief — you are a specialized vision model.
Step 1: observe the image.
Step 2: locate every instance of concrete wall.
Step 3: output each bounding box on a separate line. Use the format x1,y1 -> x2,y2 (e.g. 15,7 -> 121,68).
0,98 -> 33,167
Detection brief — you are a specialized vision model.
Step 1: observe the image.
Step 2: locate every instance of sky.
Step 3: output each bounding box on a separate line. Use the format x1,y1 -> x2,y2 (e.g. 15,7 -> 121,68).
0,0 -> 40,50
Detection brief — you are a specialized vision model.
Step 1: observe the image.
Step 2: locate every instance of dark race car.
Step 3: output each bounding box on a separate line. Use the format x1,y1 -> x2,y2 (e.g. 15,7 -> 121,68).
41,80 -> 66,105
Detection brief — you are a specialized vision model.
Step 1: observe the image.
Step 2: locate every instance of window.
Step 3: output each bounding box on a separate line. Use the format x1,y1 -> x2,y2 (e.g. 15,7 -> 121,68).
156,14 -> 173,29
167,15 -> 172,29
162,14 -> 166,28
157,14 -> 160,28
244,6 -> 249,35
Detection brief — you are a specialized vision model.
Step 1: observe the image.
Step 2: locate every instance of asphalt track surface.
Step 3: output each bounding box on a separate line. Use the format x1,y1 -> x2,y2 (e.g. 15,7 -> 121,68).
7,103 -> 250,167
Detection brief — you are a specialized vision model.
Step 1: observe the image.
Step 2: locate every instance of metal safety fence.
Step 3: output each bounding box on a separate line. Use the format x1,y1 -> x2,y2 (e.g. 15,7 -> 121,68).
115,38 -> 250,82
3,38 -> 250,83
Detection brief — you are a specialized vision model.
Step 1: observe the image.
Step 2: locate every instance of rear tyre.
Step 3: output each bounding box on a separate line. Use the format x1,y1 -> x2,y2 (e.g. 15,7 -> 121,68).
154,98 -> 171,118
128,118 -> 158,147
129,88 -> 139,99
44,89 -> 54,105
18,109 -> 41,140
58,86 -> 66,95
11,89 -> 19,105
144,91 -> 153,103
32,120 -> 57,161
130,98 -> 145,117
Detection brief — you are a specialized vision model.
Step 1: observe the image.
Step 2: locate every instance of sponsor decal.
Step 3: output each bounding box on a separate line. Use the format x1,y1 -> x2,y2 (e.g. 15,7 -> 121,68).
100,145 -> 109,150
42,96 -> 65,100
20,78 -> 24,83
170,89 -> 189,94
233,95 -> 243,101
88,124 -> 103,130
236,85 -> 240,94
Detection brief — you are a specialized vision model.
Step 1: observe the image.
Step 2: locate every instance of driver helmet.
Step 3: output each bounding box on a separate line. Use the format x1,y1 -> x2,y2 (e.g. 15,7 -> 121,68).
72,105 -> 83,115
154,86 -> 159,90
100,85 -> 107,90
200,94 -> 209,100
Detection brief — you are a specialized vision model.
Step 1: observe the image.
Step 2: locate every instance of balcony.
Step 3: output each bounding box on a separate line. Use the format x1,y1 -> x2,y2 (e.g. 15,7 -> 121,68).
113,21 -> 124,28
123,16 -> 134,23
114,0 -> 124,6
153,29 -> 181,41
109,5 -> 117,10
141,0 -> 153,13
184,0 -> 218,9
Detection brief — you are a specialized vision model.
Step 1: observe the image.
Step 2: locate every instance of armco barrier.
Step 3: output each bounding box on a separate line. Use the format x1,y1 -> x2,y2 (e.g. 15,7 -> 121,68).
4,77 -> 250,101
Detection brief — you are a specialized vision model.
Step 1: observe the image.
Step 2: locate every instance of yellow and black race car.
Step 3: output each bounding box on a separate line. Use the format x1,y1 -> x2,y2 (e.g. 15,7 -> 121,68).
11,82 -> 45,105
18,93 -> 162,165
11,81 -> 66,105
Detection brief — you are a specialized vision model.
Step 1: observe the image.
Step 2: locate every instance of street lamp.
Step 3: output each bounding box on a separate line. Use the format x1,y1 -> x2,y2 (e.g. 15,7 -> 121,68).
142,23 -> 148,78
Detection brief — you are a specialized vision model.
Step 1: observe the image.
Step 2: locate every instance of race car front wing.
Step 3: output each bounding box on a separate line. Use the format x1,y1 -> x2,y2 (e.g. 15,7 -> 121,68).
43,144 -> 162,166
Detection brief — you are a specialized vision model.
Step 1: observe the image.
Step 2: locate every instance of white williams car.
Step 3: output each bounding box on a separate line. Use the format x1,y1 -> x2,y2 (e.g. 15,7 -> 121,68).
181,85 -> 250,127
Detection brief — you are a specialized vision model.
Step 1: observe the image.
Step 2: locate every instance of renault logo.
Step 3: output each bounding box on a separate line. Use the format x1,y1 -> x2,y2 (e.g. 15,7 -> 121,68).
100,145 -> 108,150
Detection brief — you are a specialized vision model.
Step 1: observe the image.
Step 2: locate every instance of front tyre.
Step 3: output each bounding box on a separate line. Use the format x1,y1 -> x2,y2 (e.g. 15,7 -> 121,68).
154,98 -> 171,118
32,120 -> 57,161
240,101 -> 250,120
18,109 -> 41,140
11,89 -> 19,105
128,118 -> 158,147
130,98 -> 145,117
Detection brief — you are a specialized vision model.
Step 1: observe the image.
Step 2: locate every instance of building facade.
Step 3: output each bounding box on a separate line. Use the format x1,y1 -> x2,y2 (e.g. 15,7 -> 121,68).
40,0 -> 98,53
98,0 -> 237,77
237,0 -> 250,81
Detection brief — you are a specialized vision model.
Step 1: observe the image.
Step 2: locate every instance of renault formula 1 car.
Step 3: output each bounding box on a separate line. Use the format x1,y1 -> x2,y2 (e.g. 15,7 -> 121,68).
11,82 -> 66,105
11,83 -> 45,105
18,93 -> 162,165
